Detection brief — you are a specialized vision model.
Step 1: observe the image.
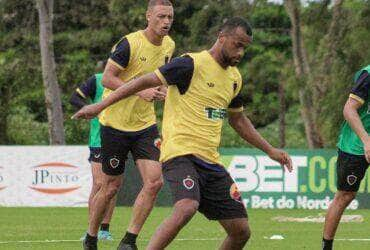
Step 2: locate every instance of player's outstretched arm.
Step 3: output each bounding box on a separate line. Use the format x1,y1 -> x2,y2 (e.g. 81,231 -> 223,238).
228,111 -> 293,172
72,73 -> 162,120
343,97 -> 370,162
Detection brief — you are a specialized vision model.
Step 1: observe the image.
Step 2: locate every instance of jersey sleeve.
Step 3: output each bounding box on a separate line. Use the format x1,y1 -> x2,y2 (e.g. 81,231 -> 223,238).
108,37 -> 130,70
228,93 -> 244,112
76,75 -> 97,100
350,71 -> 370,104
154,56 -> 194,95
70,76 -> 96,109
228,72 -> 244,112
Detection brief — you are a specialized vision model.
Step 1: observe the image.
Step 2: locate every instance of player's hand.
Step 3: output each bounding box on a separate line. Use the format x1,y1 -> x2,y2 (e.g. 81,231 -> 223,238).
137,87 -> 166,102
71,103 -> 103,120
153,86 -> 167,101
267,148 -> 293,172
363,136 -> 370,163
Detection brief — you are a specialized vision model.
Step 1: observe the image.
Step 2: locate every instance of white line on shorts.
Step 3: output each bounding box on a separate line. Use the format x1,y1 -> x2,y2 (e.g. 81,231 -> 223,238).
0,238 -> 220,244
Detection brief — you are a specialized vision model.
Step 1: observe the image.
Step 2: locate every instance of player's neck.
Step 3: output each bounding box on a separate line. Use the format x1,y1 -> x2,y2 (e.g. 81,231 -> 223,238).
208,45 -> 228,69
143,28 -> 163,46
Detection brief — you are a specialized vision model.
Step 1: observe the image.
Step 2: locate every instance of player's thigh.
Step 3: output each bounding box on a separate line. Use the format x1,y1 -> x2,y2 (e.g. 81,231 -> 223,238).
162,156 -> 201,204
336,150 -> 369,192
198,169 -> 247,220
90,147 -> 103,185
136,159 -> 162,183
100,171 -> 123,195
131,125 -> 161,162
101,126 -> 131,176
91,161 -> 103,186
219,217 -> 250,237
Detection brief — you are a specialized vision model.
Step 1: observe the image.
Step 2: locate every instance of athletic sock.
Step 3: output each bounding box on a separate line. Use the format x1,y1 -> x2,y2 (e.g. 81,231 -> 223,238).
86,233 -> 98,244
122,231 -> 138,245
100,223 -> 110,231
322,238 -> 333,250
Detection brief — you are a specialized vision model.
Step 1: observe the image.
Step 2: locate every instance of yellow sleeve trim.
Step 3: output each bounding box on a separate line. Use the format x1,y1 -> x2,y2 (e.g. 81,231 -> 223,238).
154,69 -> 168,86
228,107 -> 244,113
76,88 -> 87,99
108,58 -> 125,70
349,94 -> 365,104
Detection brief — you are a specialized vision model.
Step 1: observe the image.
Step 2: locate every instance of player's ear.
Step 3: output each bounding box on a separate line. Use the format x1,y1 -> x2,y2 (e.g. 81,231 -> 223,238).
146,10 -> 151,22
218,32 -> 226,44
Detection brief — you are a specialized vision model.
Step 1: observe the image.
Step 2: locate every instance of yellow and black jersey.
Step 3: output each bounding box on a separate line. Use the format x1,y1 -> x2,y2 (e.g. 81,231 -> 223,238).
154,50 -> 244,165
99,30 -> 175,132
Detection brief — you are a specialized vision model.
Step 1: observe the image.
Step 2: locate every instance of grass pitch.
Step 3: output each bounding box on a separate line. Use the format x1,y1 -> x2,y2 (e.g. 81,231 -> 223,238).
0,207 -> 369,249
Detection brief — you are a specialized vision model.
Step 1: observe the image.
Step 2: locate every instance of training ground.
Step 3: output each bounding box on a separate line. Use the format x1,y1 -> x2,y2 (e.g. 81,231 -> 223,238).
0,207 -> 369,249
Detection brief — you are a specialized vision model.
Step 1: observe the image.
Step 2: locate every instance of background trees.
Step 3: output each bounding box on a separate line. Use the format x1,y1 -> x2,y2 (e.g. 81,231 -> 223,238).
0,0 -> 369,147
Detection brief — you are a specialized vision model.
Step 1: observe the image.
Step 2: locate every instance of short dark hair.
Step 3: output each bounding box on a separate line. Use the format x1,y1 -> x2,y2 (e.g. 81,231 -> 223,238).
220,17 -> 253,37
148,0 -> 172,9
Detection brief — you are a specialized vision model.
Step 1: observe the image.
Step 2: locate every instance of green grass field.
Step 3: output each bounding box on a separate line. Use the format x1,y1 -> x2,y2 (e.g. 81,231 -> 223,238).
0,207 -> 369,250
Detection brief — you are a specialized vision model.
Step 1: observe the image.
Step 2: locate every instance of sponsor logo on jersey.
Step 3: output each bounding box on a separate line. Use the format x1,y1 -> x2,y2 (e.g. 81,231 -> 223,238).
29,162 -> 81,194
154,138 -> 161,149
205,107 -> 227,120
207,82 -> 215,88
230,183 -> 242,202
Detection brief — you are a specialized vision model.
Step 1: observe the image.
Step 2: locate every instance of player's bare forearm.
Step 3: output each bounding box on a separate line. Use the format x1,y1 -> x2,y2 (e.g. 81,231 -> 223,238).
228,111 -> 293,172
343,97 -> 368,143
98,73 -> 162,110
102,62 -> 126,90
228,111 -> 273,154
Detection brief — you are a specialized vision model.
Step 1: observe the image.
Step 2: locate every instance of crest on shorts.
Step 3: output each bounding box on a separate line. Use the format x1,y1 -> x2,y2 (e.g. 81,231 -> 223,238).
109,157 -> 119,168
94,153 -> 101,159
347,175 -> 357,186
183,176 -> 194,190
154,138 -> 161,149
230,183 -> 242,202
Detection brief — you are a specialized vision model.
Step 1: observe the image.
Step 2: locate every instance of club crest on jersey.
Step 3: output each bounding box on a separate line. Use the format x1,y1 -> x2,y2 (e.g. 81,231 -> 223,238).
109,157 -> 119,168
347,175 -> 357,186
183,176 -> 195,190
154,138 -> 161,149
230,183 -> 242,202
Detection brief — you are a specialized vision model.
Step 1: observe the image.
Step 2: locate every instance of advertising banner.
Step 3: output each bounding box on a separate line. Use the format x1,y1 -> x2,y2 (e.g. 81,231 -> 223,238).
220,148 -> 370,209
0,147 -> 369,208
0,146 -> 91,206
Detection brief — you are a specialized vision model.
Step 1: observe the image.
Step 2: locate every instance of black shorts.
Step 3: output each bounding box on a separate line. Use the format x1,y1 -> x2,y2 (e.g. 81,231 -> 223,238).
163,155 -> 247,220
88,147 -> 102,163
101,125 -> 161,176
337,150 -> 369,192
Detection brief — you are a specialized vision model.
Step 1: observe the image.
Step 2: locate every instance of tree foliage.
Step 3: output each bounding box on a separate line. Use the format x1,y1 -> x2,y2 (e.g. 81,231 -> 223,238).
0,0 -> 369,148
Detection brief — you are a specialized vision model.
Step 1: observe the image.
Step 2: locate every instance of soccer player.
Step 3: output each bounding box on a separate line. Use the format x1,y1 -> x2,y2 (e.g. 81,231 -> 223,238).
322,65 -> 370,250
70,70 -> 116,241
79,1 -> 175,250
73,17 -> 292,250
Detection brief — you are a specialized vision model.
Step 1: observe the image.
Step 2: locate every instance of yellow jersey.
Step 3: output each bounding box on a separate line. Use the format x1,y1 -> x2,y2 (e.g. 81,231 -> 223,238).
155,50 -> 244,165
99,30 -> 175,131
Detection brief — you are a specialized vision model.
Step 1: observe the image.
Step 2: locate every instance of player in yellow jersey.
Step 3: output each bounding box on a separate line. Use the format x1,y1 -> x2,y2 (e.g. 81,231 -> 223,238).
73,17 -> 293,250
79,1 -> 175,250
